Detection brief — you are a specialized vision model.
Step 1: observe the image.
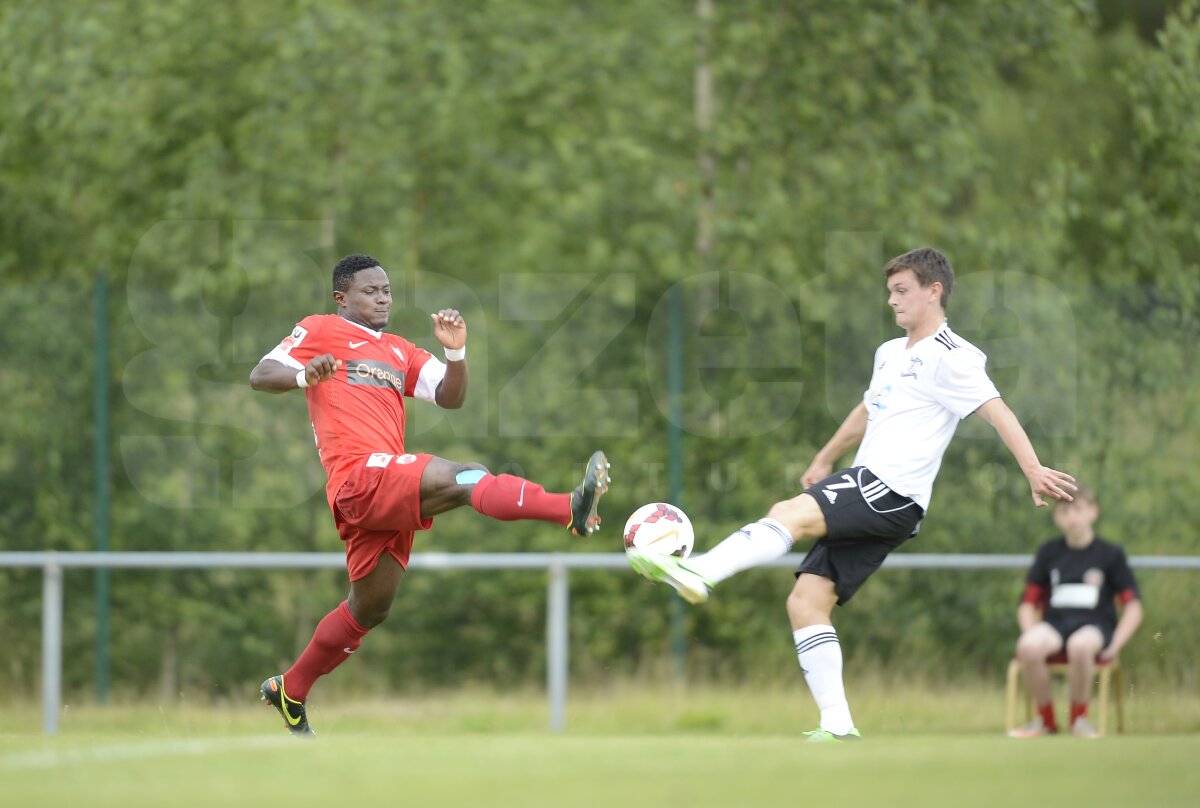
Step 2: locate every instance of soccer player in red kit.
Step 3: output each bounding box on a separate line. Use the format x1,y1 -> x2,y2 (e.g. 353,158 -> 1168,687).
250,253 -> 610,735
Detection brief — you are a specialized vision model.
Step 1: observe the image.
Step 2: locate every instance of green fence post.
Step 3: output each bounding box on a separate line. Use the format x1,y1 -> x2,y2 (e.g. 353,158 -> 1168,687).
94,272 -> 110,703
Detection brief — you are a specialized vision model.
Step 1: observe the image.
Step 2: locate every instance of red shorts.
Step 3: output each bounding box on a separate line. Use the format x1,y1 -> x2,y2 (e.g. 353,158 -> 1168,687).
332,452 -> 434,581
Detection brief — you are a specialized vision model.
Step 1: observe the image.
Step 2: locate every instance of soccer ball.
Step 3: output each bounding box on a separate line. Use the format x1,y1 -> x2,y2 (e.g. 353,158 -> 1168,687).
623,502 -> 695,559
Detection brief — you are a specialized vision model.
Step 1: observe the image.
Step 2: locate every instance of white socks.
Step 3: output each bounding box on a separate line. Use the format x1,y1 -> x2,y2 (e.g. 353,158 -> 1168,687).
686,520 -> 854,733
687,518 -> 794,584
793,624 -> 855,734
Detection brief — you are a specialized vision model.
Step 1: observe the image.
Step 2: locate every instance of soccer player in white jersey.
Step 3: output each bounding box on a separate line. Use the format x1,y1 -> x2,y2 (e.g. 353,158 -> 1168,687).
629,247 -> 1077,741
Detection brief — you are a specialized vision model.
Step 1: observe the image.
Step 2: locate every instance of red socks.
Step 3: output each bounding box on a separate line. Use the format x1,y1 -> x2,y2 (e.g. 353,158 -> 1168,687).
1069,701 -> 1089,724
281,475 -> 570,704
470,473 -> 570,526
1037,702 -> 1058,732
283,601 -> 369,702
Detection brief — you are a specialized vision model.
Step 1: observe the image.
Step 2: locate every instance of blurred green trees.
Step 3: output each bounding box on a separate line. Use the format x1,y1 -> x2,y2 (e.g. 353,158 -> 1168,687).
0,1 -> 1196,700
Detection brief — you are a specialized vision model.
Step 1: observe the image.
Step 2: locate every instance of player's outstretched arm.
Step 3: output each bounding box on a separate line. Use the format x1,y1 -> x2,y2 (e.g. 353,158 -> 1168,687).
431,308 -> 467,409
800,402 -> 869,488
1099,599 -> 1143,662
249,355 -> 341,393
975,397 -> 1076,507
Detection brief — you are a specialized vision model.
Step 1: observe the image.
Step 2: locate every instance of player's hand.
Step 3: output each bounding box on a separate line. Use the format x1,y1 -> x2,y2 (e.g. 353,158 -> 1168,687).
303,354 -> 341,386
800,458 -> 832,490
431,308 -> 466,350
1098,646 -> 1118,664
1026,466 -> 1076,508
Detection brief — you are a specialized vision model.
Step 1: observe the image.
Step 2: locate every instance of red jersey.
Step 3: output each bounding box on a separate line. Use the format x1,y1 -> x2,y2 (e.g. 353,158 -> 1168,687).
263,314 -> 447,506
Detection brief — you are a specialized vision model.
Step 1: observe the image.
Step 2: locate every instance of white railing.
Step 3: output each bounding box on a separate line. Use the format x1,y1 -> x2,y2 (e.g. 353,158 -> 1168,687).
2,551 -> 1197,735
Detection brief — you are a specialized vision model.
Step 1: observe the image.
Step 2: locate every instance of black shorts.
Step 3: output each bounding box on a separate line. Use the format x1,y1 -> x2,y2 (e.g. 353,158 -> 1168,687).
796,466 -> 924,605
1046,615 -> 1115,649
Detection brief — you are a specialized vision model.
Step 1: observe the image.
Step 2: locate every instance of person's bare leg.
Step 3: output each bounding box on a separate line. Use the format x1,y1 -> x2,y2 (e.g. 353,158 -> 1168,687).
1065,625 -> 1103,704
787,573 -> 855,735
768,493 -> 830,542
1015,622 -> 1064,706
347,553 -> 405,627
1012,622 -> 1064,732
1065,625 -> 1104,733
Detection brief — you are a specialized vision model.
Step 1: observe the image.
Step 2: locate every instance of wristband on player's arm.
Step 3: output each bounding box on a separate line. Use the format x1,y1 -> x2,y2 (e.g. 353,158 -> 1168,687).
296,369 -> 309,388
444,346 -> 466,362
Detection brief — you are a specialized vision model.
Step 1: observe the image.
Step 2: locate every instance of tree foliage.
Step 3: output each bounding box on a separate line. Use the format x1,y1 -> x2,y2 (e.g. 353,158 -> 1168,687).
1,0 -> 1197,700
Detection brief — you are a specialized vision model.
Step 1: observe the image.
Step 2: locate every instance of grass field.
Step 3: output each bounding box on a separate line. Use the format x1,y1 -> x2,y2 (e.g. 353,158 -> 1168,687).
2,684 -> 1198,807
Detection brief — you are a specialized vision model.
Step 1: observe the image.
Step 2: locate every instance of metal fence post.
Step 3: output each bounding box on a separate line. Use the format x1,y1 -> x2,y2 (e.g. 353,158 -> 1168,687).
546,556 -> 569,733
42,555 -> 63,735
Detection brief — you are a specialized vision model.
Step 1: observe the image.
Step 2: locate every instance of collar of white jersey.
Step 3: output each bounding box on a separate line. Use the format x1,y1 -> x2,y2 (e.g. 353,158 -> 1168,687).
908,320 -> 952,348
339,316 -> 383,339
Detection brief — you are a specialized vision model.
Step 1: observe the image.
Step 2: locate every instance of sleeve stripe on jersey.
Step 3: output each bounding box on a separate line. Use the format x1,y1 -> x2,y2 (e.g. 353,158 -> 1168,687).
1020,583 -> 1046,606
413,357 -> 447,402
261,347 -> 305,371
934,332 -> 959,351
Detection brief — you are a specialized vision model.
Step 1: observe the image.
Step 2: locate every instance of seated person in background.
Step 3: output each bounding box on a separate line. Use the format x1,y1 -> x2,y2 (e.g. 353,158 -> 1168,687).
1010,485 -> 1143,738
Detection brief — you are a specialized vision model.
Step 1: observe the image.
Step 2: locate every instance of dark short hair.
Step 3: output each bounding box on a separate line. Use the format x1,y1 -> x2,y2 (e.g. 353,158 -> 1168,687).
883,247 -> 955,310
1055,484 -> 1096,509
333,253 -> 381,293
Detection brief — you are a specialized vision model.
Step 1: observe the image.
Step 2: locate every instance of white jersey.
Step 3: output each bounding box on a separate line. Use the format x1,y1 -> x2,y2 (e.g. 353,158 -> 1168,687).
851,323 -> 1000,511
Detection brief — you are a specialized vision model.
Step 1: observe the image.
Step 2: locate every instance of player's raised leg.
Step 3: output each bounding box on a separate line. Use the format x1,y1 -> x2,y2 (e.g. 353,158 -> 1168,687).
418,450 -> 611,536
787,573 -> 861,741
690,493 -> 826,581
627,492 -> 825,604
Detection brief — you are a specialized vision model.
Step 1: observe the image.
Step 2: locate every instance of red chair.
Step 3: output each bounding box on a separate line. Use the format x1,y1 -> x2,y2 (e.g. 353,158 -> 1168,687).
1005,651 -> 1125,736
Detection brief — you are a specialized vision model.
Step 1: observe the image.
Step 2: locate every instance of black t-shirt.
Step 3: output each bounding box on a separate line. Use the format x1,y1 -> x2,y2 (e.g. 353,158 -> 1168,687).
1023,536 -> 1140,630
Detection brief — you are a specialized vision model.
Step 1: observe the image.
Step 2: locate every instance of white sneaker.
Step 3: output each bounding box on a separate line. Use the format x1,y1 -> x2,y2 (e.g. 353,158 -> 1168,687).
1071,716 -> 1099,739
626,548 -> 713,604
1008,716 -> 1057,738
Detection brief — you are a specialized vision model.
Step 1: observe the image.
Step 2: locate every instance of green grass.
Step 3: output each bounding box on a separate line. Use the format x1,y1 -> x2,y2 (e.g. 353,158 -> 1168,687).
2,733 -> 1198,807
1,684 -> 1198,806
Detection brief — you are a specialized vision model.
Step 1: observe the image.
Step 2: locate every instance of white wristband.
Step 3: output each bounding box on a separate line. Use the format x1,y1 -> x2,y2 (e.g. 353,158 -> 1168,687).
444,346 -> 466,362
296,369 -> 310,388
